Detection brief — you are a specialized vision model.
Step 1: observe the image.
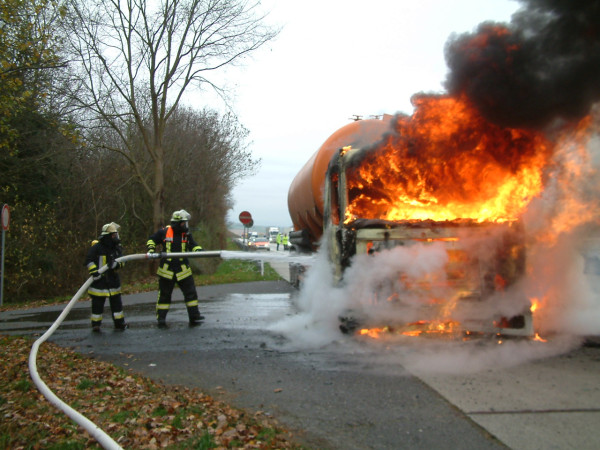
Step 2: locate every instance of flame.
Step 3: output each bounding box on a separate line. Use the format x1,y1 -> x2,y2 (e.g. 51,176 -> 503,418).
359,327 -> 387,338
343,88 -> 597,340
536,116 -> 600,243
345,95 -> 552,223
359,320 -> 461,339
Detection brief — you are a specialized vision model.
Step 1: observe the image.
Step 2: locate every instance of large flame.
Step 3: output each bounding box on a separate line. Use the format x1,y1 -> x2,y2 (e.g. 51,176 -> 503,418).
345,94 -> 553,223
295,2 -> 600,344
341,94 -> 599,340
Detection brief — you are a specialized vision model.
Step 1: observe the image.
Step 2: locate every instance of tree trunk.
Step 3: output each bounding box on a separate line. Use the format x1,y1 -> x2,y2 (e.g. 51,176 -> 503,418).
153,146 -> 165,231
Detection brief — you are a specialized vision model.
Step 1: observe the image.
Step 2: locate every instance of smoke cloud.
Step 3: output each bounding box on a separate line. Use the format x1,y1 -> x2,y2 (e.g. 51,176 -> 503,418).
444,0 -> 600,129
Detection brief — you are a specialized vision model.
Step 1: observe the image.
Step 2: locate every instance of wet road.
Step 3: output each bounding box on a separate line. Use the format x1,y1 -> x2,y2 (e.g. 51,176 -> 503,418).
2,280 -> 599,449
2,281 -> 507,450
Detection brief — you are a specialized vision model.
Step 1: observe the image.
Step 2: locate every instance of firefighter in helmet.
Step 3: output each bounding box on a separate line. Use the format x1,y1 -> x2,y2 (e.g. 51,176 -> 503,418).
85,222 -> 128,332
147,209 -> 204,327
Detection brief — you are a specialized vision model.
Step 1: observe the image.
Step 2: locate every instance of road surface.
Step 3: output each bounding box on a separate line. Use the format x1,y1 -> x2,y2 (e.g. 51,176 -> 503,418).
2,277 -> 600,449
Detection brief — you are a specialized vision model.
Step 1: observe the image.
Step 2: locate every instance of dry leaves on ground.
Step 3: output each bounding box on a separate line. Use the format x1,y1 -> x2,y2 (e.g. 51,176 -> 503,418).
0,334 -> 302,449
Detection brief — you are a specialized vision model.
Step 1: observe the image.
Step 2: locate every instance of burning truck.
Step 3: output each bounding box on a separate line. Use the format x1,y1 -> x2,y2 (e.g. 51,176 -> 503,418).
287,98 -> 548,337
287,1 -> 600,339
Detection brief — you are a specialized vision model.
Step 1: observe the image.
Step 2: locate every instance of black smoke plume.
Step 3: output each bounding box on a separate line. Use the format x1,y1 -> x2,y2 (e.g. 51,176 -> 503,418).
444,0 -> 600,129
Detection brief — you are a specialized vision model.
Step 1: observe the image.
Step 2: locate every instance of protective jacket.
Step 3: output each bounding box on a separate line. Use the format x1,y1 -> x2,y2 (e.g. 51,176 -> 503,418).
147,225 -> 203,280
85,235 -> 123,297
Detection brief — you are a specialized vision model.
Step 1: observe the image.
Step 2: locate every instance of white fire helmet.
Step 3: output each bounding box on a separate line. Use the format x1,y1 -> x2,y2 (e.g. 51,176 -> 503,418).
171,209 -> 191,222
100,222 -> 121,235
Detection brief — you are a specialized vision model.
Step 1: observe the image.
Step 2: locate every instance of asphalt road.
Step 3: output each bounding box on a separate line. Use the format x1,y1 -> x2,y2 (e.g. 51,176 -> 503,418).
2,279 -> 600,449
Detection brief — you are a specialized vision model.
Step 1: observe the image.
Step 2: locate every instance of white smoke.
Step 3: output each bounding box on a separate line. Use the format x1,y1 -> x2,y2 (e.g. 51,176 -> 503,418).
339,242 -> 453,326
521,119 -> 600,335
268,239 -> 347,347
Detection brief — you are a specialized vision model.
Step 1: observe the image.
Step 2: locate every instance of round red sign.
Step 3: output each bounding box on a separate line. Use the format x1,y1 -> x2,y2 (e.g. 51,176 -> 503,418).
1,204 -> 9,231
238,211 -> 252,226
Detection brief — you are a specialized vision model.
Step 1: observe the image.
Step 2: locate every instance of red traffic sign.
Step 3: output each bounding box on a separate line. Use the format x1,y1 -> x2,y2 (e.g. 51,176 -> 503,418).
1,204 -> 9,231
238,211 -> 252,226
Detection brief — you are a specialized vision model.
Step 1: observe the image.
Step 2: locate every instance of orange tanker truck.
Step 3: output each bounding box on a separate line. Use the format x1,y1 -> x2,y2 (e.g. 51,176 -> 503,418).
286,111 -> 535,337
287,116 -> 394,252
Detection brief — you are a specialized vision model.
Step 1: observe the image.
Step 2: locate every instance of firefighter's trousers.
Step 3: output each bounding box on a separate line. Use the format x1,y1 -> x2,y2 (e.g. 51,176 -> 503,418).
90,294 -> 126,328
156,275 -> 201,321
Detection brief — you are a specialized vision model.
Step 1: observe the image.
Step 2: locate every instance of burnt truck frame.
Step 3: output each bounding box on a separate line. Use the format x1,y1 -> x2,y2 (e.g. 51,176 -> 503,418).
292,145 -> 534,337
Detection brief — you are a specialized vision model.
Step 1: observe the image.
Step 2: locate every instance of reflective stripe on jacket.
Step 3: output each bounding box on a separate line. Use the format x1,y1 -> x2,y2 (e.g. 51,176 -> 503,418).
147,225 -> 202,280
85,236 -> 123,296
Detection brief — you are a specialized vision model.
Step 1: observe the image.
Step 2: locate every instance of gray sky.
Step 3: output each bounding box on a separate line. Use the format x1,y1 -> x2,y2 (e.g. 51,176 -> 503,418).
213,0 -> 521,229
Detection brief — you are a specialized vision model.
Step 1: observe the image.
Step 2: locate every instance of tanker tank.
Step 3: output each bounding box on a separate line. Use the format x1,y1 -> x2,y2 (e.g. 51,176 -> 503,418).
287,115 -> 394,251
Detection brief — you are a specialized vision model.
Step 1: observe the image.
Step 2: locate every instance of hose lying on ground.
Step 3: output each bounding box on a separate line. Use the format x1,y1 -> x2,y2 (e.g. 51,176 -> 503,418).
28,251 -> 221,450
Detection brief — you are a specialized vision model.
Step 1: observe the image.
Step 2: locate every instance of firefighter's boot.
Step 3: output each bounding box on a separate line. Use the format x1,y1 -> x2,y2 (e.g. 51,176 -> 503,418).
113,311 -> 128,330
91,311 -> 102,332
187,304 -> 204,326
114,320 -> 129,330
157,309 -> 168,328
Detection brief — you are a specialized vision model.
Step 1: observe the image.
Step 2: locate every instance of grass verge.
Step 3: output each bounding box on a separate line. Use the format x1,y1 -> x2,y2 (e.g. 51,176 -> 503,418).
1,258 -> 283,311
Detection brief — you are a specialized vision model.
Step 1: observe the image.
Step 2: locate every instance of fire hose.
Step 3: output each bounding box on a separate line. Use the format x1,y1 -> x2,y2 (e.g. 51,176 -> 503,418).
28,251 -> 221,450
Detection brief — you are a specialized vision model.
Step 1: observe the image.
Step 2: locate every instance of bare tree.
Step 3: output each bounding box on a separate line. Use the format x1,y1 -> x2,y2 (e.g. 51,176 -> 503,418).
62,0 -> 278,228
163,107 -> 259,238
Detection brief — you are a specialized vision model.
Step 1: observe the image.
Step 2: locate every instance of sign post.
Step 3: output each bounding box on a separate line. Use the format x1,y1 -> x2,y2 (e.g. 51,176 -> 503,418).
1,204 -> 10,306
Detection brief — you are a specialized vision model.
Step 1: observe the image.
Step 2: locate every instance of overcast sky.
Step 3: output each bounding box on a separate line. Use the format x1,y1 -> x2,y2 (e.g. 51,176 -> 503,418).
204,0 -> 522,229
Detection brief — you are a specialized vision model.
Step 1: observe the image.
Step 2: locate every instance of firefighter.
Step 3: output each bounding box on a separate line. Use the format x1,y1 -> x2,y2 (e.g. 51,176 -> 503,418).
147,209 -> 204,327
85,222 -> 128,332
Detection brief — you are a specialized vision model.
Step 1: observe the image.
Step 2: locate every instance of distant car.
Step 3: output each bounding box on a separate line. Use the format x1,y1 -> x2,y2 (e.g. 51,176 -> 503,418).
248,237 -> 270,251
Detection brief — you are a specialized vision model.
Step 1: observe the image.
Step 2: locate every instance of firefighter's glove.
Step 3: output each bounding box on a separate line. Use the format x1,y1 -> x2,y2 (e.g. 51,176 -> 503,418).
110,260 -> 119,270
92,273 -> 102,281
